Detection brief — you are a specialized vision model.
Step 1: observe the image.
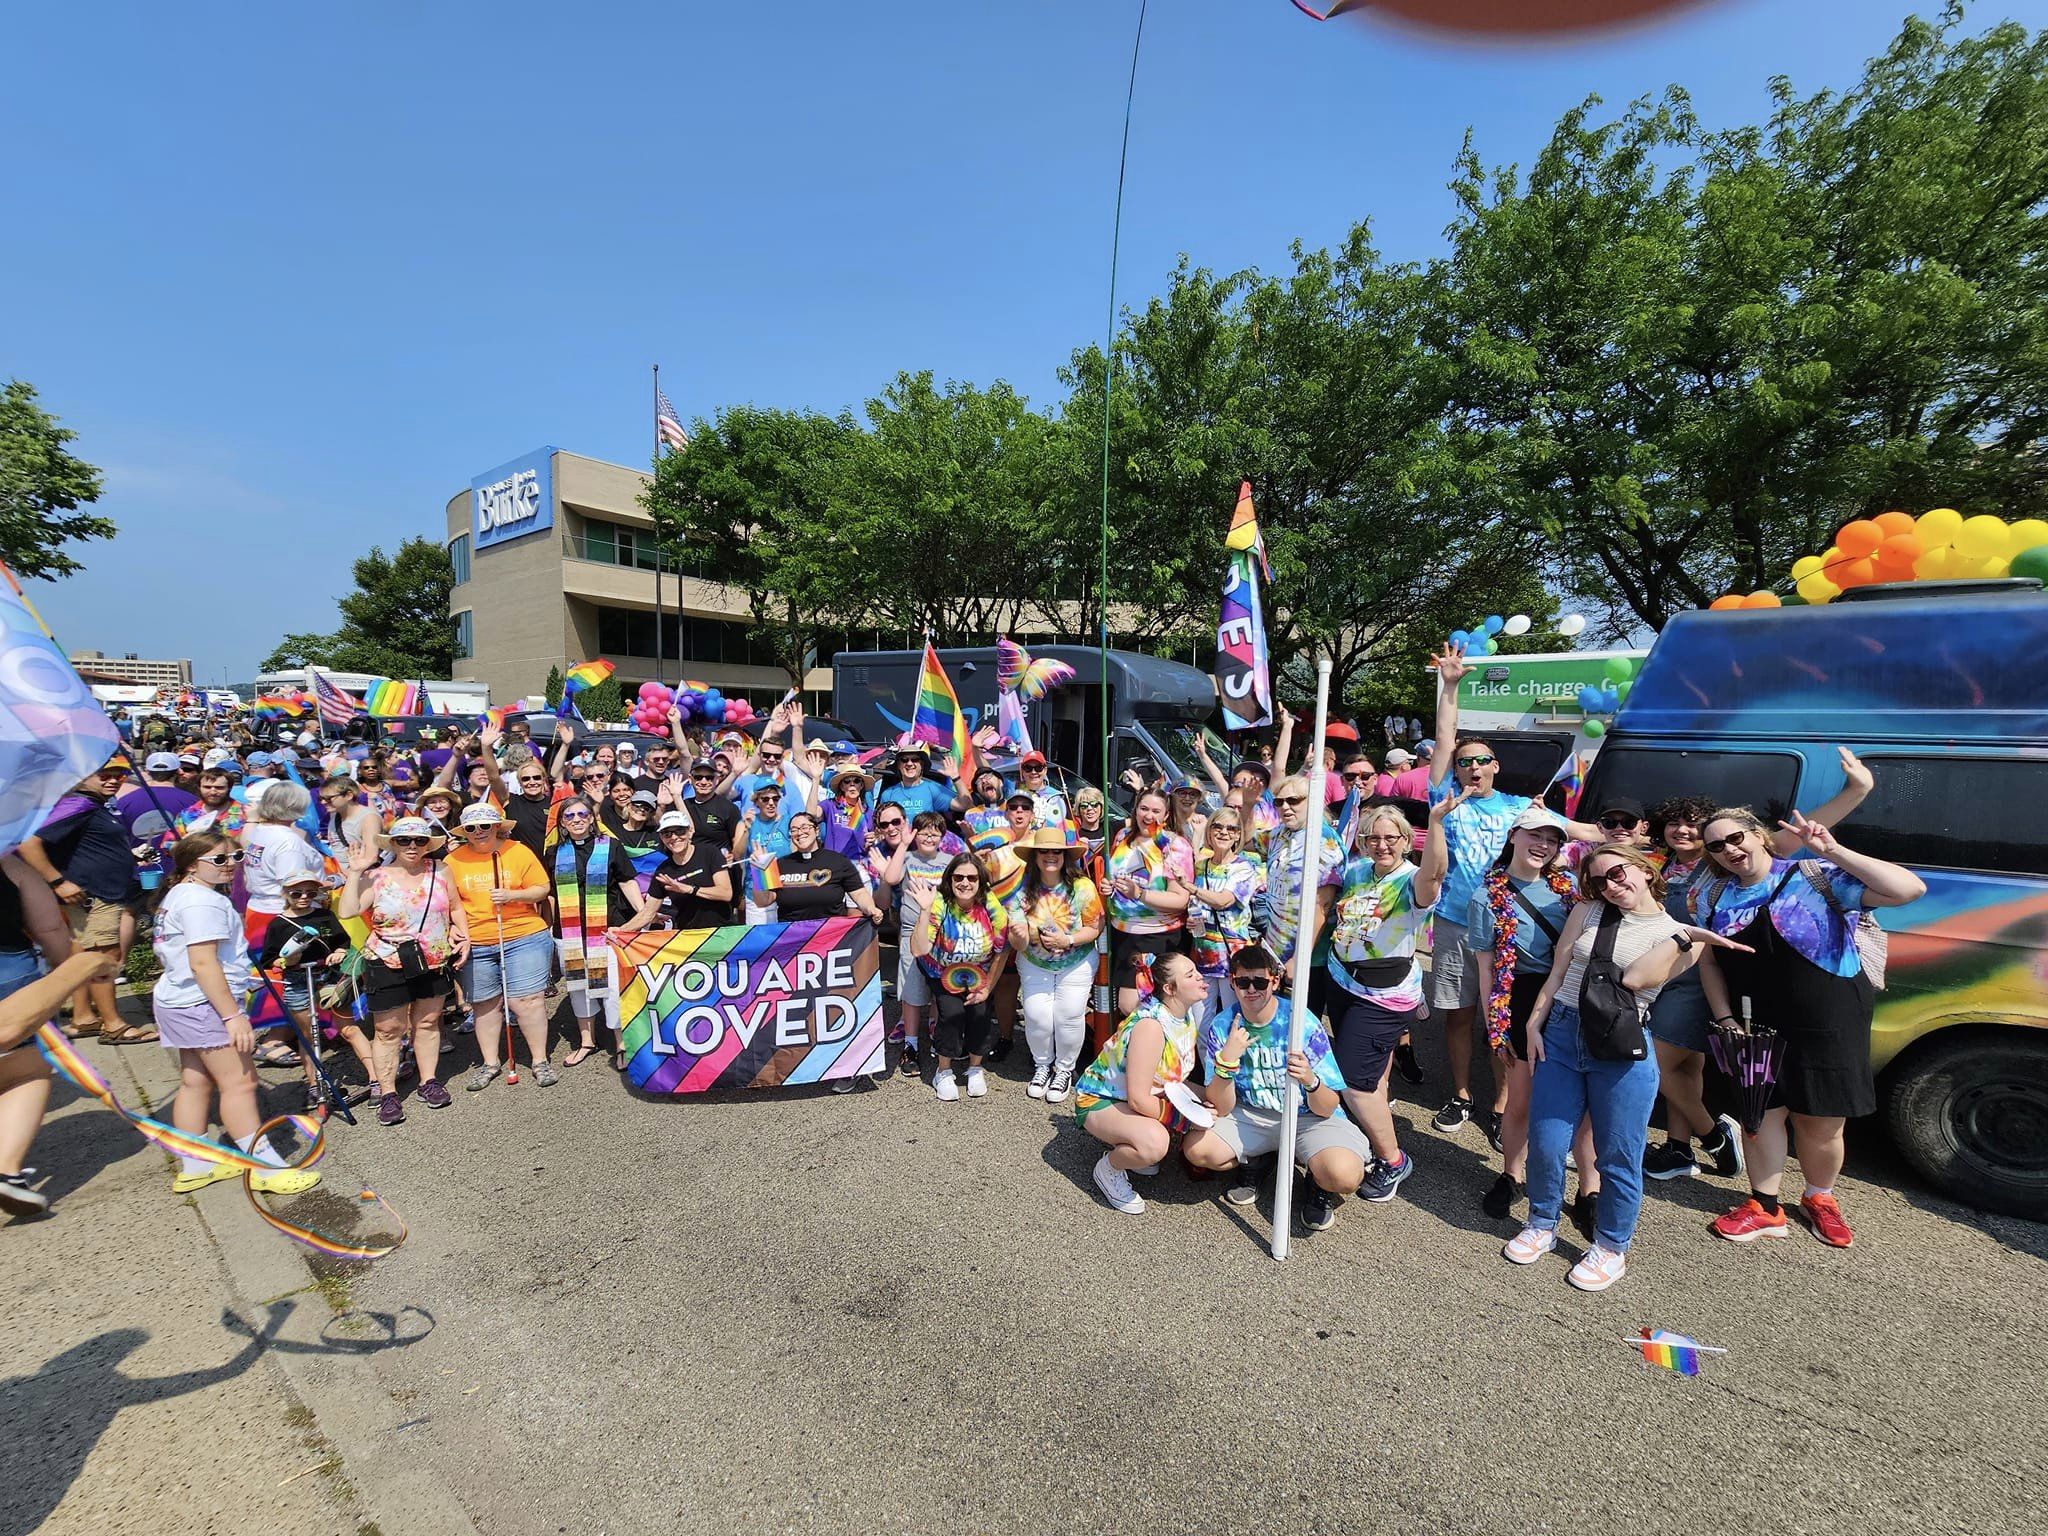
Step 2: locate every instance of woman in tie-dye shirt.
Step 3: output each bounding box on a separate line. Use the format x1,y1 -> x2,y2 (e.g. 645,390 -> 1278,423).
1072,952 -> 1209,1215
1103,789 -> 1194,1016
1180,809 -> 1258,1022
909,853 -> 1011,1103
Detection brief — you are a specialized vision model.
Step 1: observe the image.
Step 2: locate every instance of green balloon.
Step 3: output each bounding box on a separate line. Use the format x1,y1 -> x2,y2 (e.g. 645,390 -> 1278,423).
2012,543 -> 2048,582
1615,679 -> 1634,701
1607,657 -> 1636,680
1583,719 -> 1607,739
1781,593 -> 1809,606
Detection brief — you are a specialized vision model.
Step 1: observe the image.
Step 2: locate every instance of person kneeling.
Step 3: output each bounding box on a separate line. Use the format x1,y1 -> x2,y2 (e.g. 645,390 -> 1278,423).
1071,953 -> 1208,1214
1182,946 -> 1368,1233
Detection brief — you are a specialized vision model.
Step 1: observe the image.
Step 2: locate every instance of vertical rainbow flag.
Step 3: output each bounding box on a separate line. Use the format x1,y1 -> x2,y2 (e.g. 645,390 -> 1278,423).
1216,481 -> 1273,731
1545,751 -> 1587,817
911,641 -> 976,788
360,678 -> 421,718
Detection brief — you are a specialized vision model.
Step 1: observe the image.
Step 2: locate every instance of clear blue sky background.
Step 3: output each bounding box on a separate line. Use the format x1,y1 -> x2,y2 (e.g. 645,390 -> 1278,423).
8,0 -> 2042,683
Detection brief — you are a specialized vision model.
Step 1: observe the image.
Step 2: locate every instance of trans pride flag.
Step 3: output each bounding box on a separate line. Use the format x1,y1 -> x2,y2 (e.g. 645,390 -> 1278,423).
911,642 -> 976,788
0,562 -> 121,856
1216,481 -> 1273,731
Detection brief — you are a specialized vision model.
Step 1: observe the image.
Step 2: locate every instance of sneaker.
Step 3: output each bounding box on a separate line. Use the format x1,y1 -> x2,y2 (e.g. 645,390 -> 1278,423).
831,1075 -> 859,1094
1091,1154 -> 1145,1214
1567,1242 -> 1628,1292
1643,1141 -> 1698,1181
170,1162 -> 241,1195
1223,1178 -> 1259,1207
378,1092 -> 405,1126
1392,1041 -> 1424,1086
248,1165 -> 323,1196
416,1077 -> 453,1110
934,1073 -> 959,1102
898,1041 -> 922,1078
1702,1116 -> 1746,1179
396,1046 -> 416,1082
1482,1110 -> 1504,1154
531,1062 -> 559,1088
1710,1197 -> 1790,1243
1131,1161 -> 1161,1178
1797,1193 -> 1855,1248
986,1037 -> 1013,1065
0,1170 -> 50,1216
1300,1184 -> 1338,1231
1360,1152 -> 1413,1203
1481,1171 -> 1521,1220
466,1063 -> 501,1093
1569,1190 -> 1599,1241
1027,1063 -> 1052,1099
1503,1223 -> 1557,1265
965,1068 -> 988,1098
1044,1068 -> 1073,1104
1431,1096 -> 1474,1133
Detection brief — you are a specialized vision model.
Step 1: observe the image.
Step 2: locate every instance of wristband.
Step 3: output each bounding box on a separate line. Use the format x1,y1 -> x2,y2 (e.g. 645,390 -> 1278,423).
1215,1057 -> 1242,1075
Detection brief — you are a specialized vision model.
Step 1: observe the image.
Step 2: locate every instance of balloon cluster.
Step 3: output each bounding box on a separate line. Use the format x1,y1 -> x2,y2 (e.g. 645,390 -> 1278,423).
1448,613 -> 1530,655
1713,509 -> 2048,608
1572,657 -> 1637,739
630,679 -> 757,732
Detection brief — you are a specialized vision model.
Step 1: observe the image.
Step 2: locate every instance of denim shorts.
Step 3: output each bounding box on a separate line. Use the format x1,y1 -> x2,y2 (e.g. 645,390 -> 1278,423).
463,929 -> 554,1002
0,947 -> 39,1002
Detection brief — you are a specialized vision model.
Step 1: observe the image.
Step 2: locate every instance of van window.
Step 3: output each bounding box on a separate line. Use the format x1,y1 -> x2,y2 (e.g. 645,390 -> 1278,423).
1582,747 -> 1802,823
1834,756 -> 2048,876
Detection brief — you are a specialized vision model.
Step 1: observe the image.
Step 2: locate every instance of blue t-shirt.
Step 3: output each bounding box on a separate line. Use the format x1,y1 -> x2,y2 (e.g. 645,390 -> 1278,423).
1464,877 -> 1570,971
1427,782 -> 1533,922
875,777 -> 953,821
741,796 -> 801,902
1197,997 -> 1350,1119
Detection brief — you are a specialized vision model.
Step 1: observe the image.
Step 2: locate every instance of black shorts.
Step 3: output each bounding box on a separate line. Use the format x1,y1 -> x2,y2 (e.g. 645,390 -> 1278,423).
1504,969 -> 1548,1062
1110,926 -> 1190,990
1330,993 -> 1415,1091
363,968 -> 451,1015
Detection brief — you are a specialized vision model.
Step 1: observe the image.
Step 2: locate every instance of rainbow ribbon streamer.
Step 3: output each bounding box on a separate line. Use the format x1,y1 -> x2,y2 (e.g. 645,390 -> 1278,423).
33,1023 -> 406,1261
360,678 -> 421,718
1626,1328 -> 1724,1376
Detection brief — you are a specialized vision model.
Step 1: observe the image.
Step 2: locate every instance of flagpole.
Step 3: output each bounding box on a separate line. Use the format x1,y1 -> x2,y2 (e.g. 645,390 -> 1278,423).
652,363 -> 665,691
1271,653 -> 1332,1262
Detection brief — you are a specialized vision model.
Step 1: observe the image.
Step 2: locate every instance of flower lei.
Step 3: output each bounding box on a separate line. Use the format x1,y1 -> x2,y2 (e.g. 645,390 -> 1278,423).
1483,864 -> 1578,1051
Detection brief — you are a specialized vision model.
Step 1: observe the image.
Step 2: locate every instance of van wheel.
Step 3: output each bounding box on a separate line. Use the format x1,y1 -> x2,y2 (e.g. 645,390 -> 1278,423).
1887,1030 -> 2048,1220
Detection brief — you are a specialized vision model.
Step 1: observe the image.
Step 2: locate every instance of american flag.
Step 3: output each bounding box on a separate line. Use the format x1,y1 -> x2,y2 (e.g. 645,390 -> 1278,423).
657,389 -> 689,452
309,668 -> 359,727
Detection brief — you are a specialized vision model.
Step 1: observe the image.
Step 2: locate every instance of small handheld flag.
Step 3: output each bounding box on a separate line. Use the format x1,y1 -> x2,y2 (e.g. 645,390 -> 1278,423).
1623,1328 -> 1726,1376
1545,751 -> 1587,818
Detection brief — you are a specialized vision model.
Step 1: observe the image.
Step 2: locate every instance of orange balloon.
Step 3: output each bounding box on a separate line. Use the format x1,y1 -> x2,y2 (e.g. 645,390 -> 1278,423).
1836,520 -> 1884,558
1709,594 -> 1744,611
1879,532 -> 1924,568
1741,591 -> 1782,609
1872,510 -> 1917,538
1833,557 -> 1879,588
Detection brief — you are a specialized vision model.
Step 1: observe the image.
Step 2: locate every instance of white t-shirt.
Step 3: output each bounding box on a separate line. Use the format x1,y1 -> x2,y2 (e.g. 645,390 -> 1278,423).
242,823 -> 324,915
152,882 -> 253,1010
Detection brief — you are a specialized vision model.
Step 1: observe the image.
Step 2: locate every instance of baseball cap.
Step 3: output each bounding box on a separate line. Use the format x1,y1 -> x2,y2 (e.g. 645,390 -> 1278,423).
1020,750 -> 1047,767
458,802 -> 504,828
750,780 -> 785,799
828,740 -> 857,757
280,868 -> 328,889
657,811 -> 693,832
1385,748 -> 1415,767
246,751 -> 273,768
1512,807 -> 1567,835
689,758 -> 719,776
1005,791 -> 1036,809
144,752 -> 179,774
178,752 -> 202,769
1595,796 -> 1646,821
1232,760 -> 1272,784
1414,738 -> 1436,754
630,790 -> 659,809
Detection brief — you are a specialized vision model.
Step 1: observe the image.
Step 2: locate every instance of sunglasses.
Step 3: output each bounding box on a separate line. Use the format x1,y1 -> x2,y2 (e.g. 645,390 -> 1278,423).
1021,764 -> 1046,773
560,811 -> 593,823
691,771 -> 716,780
518,777 -> 547,786
660,827 -> 693,838
950,874 -> 981,886
283,886 -> 322,897
1274,796 -> 1307,807
1590,864 -> 1634,887
1212,825 -> 1241,836
1231,975 -> 1274,992
877,817 -> 904,829
391,836 -> 431,848
199,850 -> 246,866
1343,770 -> 1371,781
1599,814 -> 1642,830
1703,832 -> 1750,854
755,791 -> 783,802
1454,754 -> 1496,768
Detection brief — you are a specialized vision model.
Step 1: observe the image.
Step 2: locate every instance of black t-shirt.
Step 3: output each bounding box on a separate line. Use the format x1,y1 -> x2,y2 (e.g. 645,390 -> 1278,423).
257,907 -> 350,972
649,846 -> 732,929
504,794 -> 553,861
686,793 -> 741,849
767,848 -> 865,923
37,792 -> 140,904
552,836 -> 640,930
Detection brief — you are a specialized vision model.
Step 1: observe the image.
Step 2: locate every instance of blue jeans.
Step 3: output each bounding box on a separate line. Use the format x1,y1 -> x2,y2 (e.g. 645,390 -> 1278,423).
1527,1001 -> 1661,1251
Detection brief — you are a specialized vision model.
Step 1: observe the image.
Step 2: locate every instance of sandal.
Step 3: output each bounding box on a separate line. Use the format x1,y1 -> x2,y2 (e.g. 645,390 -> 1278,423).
612,1049 -> 626,1071
99,1025 -> 161,1046
61,1018 -> 108,1041
252,1044 -> 302,1068
562,1045 -> 596,1068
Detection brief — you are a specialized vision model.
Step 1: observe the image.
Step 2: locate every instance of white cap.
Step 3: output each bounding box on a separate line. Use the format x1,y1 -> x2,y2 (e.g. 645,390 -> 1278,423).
202,747 -> 234,769
1385,748 -> 1415,766
458,801 -> 504,828
657,811 -> 693,832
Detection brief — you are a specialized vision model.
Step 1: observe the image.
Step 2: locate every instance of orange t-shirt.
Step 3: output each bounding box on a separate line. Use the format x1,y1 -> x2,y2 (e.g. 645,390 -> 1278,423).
442,841 -> 550,942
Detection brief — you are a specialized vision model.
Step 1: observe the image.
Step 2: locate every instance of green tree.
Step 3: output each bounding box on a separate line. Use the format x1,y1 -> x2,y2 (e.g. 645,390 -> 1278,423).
262,536 -> 457,676
543,664 -> 564,708
0,380 -> 114,580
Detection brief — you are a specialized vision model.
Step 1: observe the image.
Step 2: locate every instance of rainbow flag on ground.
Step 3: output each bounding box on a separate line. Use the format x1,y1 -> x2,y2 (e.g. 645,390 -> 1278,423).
911,641 -> 975,788
360,679 -> 421,718
1626,1329 -> 1724,1376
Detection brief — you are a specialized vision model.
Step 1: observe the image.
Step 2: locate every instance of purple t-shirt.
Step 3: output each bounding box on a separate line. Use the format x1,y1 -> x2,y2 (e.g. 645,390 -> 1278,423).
112,783 -> 198,843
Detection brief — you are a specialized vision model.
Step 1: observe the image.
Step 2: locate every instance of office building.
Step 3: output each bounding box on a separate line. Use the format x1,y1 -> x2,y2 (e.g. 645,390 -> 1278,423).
68,652 -> 193,688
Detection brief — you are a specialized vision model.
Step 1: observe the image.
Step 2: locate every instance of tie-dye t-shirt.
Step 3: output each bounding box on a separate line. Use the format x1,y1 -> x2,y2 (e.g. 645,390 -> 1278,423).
1104,828 -> 1195,935
1196,997 -> 1350,1119
1019,876 -> 1104,973
1261,825 -> 1345,965
1427,781 -> 1533,923
919,899 -> 1011,992
963,805 -> 1009,844
1324,857 -> 1427,1009
1187,851 -> 1259,978
1695,857 -> 1869,979
1074,996 -> 1200,1106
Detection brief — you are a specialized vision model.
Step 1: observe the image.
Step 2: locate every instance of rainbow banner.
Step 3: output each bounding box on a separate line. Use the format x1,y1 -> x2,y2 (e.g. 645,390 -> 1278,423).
360,678 -> 421,717
613,917 -> 886,1093
563,659 -> 615,693
911,641 -> 976,786
1217,481 -> 1273,731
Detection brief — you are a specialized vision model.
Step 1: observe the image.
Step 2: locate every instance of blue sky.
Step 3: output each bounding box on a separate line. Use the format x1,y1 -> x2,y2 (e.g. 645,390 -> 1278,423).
8,0 -> 2041,683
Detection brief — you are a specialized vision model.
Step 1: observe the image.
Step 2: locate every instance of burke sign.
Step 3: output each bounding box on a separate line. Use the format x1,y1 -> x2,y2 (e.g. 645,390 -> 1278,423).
471,448 -> 556,550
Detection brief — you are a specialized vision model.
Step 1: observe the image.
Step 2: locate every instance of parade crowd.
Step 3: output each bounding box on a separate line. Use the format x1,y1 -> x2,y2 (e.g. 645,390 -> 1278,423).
0,642 -> 1924,1295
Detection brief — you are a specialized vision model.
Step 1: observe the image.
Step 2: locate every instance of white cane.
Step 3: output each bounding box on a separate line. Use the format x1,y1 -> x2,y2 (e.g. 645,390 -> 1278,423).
492,846 -> 516,1083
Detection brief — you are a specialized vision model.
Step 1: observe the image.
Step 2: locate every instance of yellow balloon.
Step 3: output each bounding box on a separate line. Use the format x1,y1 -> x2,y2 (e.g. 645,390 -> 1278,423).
1790,555 -> 1823,580
1795,572 -> 1840,603
1914,506 -> 1963,549
2005,518 -> 2048,558
1912,546 -> 1953,580
1971,554 -> 2013,579
1955,514 -> 2010,560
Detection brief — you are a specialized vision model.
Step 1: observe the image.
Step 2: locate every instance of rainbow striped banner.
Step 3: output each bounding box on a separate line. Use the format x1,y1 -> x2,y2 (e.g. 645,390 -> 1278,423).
359,678 -> 421,717
614,918 -> 886,1093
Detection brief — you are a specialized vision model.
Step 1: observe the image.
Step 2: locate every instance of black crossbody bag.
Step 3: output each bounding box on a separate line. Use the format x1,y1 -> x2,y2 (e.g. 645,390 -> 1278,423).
1576,902 -> 1647,1062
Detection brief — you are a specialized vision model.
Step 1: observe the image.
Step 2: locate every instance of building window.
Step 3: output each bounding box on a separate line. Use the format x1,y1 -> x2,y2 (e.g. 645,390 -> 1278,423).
449,533 -> 471,586
454,610 -> 474,660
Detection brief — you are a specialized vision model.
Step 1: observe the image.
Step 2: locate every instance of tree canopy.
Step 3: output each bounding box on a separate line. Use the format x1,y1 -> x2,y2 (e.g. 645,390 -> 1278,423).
261,536 -> 458,677
0,380 -> 114,581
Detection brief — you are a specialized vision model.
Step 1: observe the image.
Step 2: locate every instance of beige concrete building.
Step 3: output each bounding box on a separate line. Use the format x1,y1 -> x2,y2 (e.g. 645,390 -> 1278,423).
67,651 -> 193,687
445,447 -> 835,710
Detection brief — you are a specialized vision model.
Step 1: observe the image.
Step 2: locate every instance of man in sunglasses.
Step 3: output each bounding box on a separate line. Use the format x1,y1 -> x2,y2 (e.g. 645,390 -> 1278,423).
1571,797 -> 1650,867
1184,945 -> 1370,1233
1426,645 -> 1604,1138
681,760 -> 741,854
734,779 -> 805,925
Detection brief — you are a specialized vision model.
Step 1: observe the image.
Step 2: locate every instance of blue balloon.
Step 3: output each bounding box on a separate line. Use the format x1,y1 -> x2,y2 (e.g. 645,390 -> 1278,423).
1484,615 -> 1505,635
705,688 -> 723,705
1602,689 -> 1622,713
707,699 -> 726,723
1449,630 -> 1469,648
1576,685 -> 1604,712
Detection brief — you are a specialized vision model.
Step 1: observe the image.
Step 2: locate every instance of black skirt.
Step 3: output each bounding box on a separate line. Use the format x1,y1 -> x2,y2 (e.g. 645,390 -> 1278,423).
1713,910 -> 1876,1120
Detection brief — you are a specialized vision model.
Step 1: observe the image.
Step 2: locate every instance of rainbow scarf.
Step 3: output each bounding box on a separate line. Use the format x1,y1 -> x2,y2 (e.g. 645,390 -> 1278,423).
555,834 -> 613,995
1482,864 -> 1579,1051
33,1024 -> 404,1260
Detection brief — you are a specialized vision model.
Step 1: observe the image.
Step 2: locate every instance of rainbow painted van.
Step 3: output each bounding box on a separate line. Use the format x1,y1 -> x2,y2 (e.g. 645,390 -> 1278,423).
1580,583 -> 2048,1218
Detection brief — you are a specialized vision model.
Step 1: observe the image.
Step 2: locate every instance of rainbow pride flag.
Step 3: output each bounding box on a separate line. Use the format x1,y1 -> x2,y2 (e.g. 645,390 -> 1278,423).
1628,1329 -> 1723,1376
478,704 -> 513,733
360,678 -> 421,718
562,659 -> 615,694
253,692 -> 306,718
1545,751 -> 1587,817
911,641 -> 975,787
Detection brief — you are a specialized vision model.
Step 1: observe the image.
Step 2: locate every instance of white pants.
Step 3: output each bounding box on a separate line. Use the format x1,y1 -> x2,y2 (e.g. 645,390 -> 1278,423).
556,941 -> 619,1034
1017,955 -> 1092,1074
744,899 -> 775,926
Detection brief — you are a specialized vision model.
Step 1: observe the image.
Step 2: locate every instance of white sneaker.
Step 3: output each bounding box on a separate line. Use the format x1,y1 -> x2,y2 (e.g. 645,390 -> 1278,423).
1092,1154 -> 1145,1214
1026,1063 -> 1052,1099
1503,1224 -> 1558,1265
1044,1068 -> 1073,1104
934,1073 -> 959,1102
1567,1242 -> 1628,1292
1132,1161 -> 1161,1178
965,1068 -> 988,1098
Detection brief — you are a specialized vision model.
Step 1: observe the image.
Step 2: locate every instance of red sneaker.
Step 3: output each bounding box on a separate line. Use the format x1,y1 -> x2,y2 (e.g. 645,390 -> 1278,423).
1710,1197 -> 1789,1243
1798,1193 -> 1855,1248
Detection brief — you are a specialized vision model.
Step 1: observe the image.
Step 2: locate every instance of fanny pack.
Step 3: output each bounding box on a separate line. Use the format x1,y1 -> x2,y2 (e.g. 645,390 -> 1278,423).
1339,955 -> 1414,991
1576,902 -> 1647,1062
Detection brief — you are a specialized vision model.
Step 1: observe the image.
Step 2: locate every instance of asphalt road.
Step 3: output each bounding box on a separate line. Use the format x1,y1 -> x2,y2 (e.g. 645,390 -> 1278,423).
236,999 -> 2048,1536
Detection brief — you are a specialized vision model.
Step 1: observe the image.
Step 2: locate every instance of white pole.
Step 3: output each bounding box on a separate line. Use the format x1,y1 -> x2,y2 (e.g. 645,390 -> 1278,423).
1271,654 -> 1332,1262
